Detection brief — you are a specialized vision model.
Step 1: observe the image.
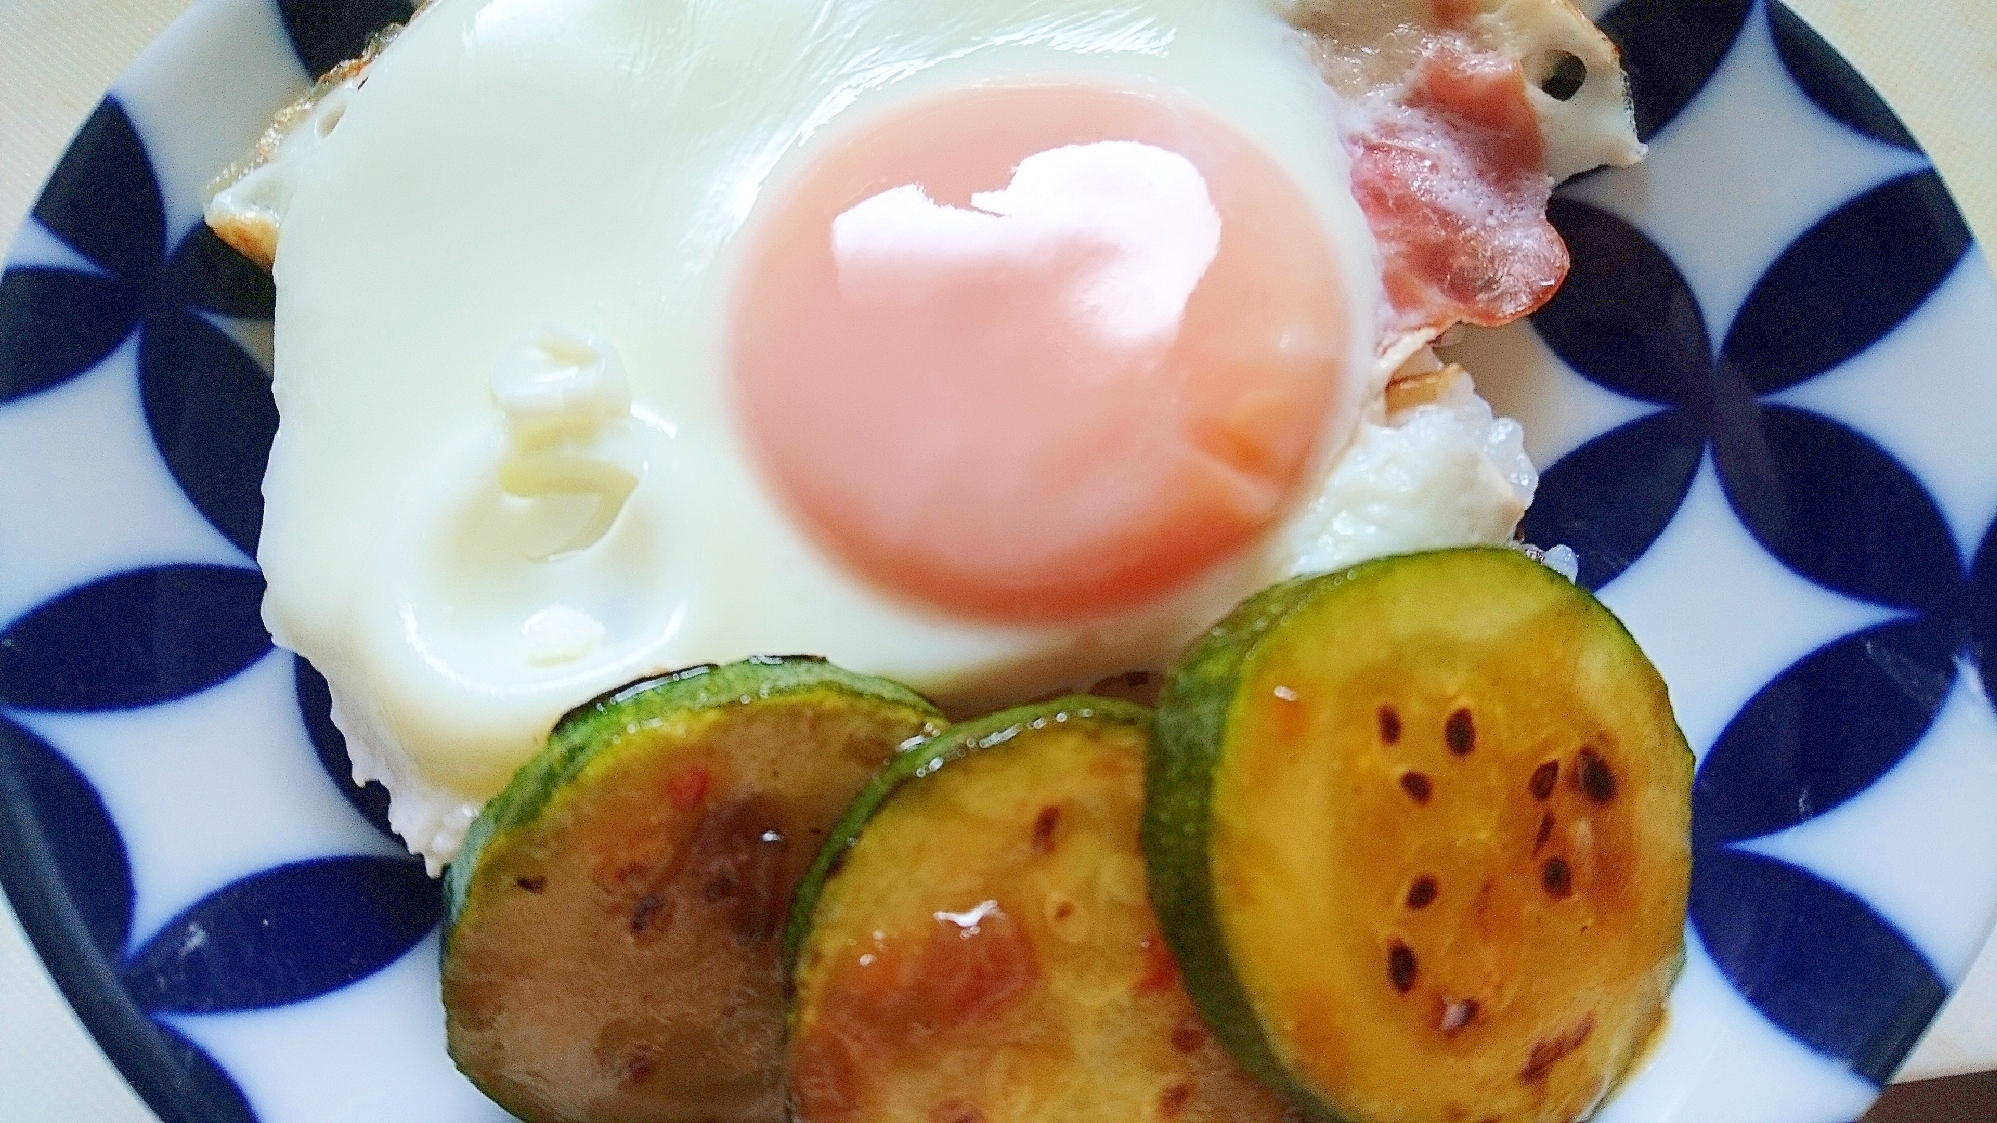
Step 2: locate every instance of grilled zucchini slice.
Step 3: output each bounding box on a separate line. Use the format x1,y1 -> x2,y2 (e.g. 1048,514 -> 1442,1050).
442,656 -> 942,1123
786,698 -> 1295,1123
1147,548 -> 1691,1123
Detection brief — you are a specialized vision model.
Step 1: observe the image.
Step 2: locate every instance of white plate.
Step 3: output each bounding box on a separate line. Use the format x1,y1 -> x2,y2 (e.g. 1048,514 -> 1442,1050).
1,1 -> 1993,1120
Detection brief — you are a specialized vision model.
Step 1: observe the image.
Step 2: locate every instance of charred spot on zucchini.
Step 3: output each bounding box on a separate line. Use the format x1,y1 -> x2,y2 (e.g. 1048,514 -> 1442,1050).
1147,548 -> 1693,1123
441,656 -> 942,1123
785,698 -> 1297,1123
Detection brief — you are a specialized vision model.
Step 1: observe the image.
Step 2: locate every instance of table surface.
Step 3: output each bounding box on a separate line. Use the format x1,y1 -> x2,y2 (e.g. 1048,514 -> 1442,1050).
3,0 -> 1996,1119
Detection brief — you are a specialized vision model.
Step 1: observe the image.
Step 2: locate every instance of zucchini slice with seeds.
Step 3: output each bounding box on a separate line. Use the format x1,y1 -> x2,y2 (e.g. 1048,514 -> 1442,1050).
442,656 -> 943,1123
785,698 -> 1296,1123
1147,548 -> 1691,1123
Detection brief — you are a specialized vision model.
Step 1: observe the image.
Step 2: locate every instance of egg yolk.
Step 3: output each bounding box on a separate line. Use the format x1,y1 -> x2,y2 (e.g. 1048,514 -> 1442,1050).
733,85 -> 1350,622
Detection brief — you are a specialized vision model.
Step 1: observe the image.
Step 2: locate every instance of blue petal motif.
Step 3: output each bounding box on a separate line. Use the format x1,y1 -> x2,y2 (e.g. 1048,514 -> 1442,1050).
1715,405 -> 1964,614
139,311 -> 278,555
1692,618 -> 1960,852
30,99 -> 164,283
278,0 -> 414,80
122,856 -> 439,1014
1971,517 -> 1997,703
1721,172 -> 1971,393
0,715 -> 133,960
1519,409 -> 1705,591
0,723 -> 243,1123
1767,2 -> 1921,152
0,267 -> 142,403
0,565 -> 271,712
163,226 -> 276,321
1691,847 -> 1947,1085
149,1022 -> 260,1123
1599,0 -> 1754,142
296,656 -> 396,840
1535,199 -> 1714,416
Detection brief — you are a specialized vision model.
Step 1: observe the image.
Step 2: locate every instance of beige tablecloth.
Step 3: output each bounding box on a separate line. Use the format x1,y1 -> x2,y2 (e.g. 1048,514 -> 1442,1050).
3,1 -> 1995,1119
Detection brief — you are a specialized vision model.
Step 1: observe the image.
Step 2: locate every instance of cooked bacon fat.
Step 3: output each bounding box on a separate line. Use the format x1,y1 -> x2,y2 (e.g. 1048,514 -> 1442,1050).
1352,36 -> 1568,340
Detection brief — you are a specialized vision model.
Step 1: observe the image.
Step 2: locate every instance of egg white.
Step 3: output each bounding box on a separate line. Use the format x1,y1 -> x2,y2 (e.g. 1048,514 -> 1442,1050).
246,0 -> 1561,866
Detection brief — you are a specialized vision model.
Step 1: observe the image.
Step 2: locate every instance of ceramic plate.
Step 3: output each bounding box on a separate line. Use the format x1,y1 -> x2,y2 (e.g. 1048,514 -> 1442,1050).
2,1 -> 1993,1120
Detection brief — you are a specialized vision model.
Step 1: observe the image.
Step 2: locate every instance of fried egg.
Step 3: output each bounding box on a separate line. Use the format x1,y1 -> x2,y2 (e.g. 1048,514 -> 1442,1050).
210,0 -> 1638,867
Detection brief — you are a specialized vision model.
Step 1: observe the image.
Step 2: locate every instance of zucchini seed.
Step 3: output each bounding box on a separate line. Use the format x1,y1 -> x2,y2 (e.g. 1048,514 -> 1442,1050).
1576,746 -> 1617,802
1445,708 -> 1476,755
1378,706 -> 1402,744
1541,858 -> 1573,899
1032,805 -> 1062,854
513,875 -> 545,893
1160,1081 -> 1194,1116
1399,771 -> 1433,804
1406,876 -> 1438,909
1534,811 -> 1555,854
1529,760 -> 1559,800
1387,941 -> 1419,992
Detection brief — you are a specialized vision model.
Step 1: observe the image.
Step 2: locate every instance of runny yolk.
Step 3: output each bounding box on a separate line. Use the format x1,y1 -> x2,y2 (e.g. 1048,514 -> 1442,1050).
732,85 -> 1350,622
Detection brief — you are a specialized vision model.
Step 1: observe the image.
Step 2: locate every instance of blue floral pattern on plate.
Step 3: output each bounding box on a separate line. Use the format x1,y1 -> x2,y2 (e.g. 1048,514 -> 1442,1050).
0,0 -> 1991,1121
1,99 -> 278,555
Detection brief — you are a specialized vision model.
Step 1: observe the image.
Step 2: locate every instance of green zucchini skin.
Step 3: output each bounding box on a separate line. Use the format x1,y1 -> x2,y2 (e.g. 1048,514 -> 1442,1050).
781,694 -> 1150,982
1146,572 -> 1346,1120
1145,548 -> 1693,1123
444,655 -> 940,933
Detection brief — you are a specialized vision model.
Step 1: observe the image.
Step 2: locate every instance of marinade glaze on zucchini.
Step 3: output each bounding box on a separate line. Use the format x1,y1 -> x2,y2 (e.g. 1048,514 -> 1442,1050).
785,698 -> 1297,1123
441,657 -> 943,1123
1147,549 -> 1692,1123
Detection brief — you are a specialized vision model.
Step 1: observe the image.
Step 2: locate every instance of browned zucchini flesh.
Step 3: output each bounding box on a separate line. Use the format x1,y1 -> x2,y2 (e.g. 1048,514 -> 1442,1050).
1146,548 -> 1693,1123
785,698 -> 1297,1123
441,657 -> 942,1123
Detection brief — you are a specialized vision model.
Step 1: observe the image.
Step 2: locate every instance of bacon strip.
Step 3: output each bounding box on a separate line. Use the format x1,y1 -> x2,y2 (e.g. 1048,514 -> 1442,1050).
1349,37 -> 1569,343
